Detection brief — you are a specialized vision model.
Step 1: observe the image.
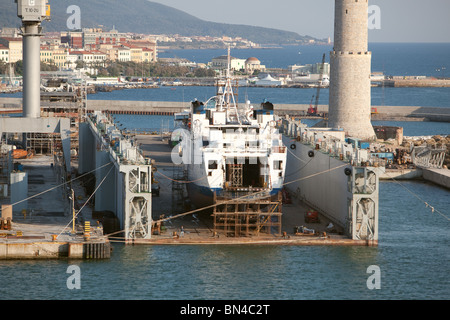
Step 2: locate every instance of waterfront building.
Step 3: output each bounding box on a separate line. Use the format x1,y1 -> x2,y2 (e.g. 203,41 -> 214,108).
0,37 -> 22,63
211,55 -> 246,71
61,31 -> 83,49
91,50 -> 107,67
127,45 -> 144,63
116,46 -> 131,62
245,57 -> 265,74
142,48 -> 155,63
82,27 -> 127,46
126,40 -> 158,62
0,44 -> 9,63
69,50 -> 94,66
52,48 -> 68,69
40,46 -> 53,64
0,27 -> 20,38
289,63 -> 330,75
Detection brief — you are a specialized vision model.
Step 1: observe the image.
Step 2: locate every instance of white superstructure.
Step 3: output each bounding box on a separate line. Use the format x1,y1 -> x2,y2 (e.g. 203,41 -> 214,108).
176,50 -> 287,208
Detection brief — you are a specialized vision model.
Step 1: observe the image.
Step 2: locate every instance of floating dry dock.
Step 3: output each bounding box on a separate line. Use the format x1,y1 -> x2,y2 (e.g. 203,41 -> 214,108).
128,130 -> 380,247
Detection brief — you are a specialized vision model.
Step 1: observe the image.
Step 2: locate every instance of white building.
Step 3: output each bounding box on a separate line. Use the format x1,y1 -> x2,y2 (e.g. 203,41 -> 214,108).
91,50 -> 107,66
211,55 -> 246,71
117,47 -> 131,62
245,57 -> 265,74
70,50 -> 94,64
254,74 -> 283,86
0,44 -> 9,63
66,54 -> 78,69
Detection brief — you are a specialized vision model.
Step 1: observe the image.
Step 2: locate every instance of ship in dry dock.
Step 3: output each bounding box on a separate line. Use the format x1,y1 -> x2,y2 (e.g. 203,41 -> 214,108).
173,50 -> 287,236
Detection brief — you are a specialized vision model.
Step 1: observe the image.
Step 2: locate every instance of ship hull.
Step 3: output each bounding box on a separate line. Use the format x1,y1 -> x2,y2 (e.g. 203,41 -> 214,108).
186,177 -> 282,209
186,182 -> 217,209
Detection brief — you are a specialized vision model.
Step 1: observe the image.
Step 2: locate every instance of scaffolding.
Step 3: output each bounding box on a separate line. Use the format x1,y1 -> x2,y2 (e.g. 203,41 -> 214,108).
25,91 -> 85,159
171,165 -> 188,215
212,191 -> 282,237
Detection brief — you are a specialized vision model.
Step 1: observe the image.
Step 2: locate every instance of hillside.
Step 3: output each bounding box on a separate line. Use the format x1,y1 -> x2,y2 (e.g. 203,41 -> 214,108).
0,0 -> 316,45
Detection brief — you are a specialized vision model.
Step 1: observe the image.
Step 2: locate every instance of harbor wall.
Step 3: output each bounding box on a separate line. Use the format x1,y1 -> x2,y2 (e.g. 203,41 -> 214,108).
422,168 -> 450,189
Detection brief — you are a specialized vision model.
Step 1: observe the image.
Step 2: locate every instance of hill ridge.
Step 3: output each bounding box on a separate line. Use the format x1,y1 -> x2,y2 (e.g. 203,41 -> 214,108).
0,0 -> 316,45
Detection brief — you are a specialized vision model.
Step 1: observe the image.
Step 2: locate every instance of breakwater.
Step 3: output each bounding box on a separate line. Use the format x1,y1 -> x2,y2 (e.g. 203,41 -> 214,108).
1,98 -> 450,121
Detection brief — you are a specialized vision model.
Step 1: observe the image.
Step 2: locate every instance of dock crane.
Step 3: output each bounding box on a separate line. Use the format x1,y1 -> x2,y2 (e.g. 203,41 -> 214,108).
307,53 -> 326,116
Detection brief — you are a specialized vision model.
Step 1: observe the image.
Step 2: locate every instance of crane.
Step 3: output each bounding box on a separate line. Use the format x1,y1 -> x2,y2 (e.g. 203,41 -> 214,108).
307,53 -> 326,116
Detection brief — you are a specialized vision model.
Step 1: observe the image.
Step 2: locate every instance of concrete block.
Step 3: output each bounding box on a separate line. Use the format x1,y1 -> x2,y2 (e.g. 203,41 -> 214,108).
68,243 -> 84,258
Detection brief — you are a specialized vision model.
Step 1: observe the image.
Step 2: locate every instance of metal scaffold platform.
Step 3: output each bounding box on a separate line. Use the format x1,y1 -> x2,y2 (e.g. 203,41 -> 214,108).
171,166 -> 188,215
212,191 -> 282,237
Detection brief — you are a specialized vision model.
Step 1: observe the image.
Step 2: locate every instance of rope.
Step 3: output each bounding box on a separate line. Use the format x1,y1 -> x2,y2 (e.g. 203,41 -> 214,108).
155,168 -> 207,184
286,142 -> 309,163
383,170 -> 449,221
57,163 -> 116,238
2,161 -> 114,210
289,142 -> 448,220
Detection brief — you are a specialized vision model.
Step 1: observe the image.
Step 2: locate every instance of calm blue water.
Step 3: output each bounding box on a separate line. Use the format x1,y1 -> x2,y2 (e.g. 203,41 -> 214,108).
2,43 -> 450,108
0,44 -> 449,301
160,43 -> 450,78
0,179 -> 448,300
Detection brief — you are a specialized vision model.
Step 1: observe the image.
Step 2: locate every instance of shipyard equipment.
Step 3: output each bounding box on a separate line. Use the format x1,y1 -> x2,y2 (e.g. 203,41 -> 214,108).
0,0 -> 72,215
307,53 -> 326,116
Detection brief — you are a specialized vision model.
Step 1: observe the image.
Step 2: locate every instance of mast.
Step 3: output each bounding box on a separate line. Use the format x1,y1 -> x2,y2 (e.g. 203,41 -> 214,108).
224,46 -> 240,124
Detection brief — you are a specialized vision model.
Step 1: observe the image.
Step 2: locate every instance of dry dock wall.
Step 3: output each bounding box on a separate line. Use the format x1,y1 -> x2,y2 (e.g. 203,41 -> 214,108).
281,126 -> 380,243
282,136 -> 352,230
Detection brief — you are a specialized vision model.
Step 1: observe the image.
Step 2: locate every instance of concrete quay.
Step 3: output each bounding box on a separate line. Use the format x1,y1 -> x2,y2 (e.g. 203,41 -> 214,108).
381,167 -> 450,190
381,78 -> 450,88
422,167 -> 450,189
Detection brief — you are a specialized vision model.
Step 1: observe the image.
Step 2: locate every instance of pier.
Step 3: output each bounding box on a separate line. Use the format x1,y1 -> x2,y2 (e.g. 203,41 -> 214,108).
422,168 -> 450,189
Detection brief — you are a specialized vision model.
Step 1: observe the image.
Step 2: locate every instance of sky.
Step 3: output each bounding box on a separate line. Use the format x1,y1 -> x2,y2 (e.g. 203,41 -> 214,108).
148,0 -> 450,43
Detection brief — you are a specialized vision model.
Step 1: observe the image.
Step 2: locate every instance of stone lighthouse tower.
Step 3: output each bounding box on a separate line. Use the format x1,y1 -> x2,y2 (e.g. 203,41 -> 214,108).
328,0 -> 376,140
